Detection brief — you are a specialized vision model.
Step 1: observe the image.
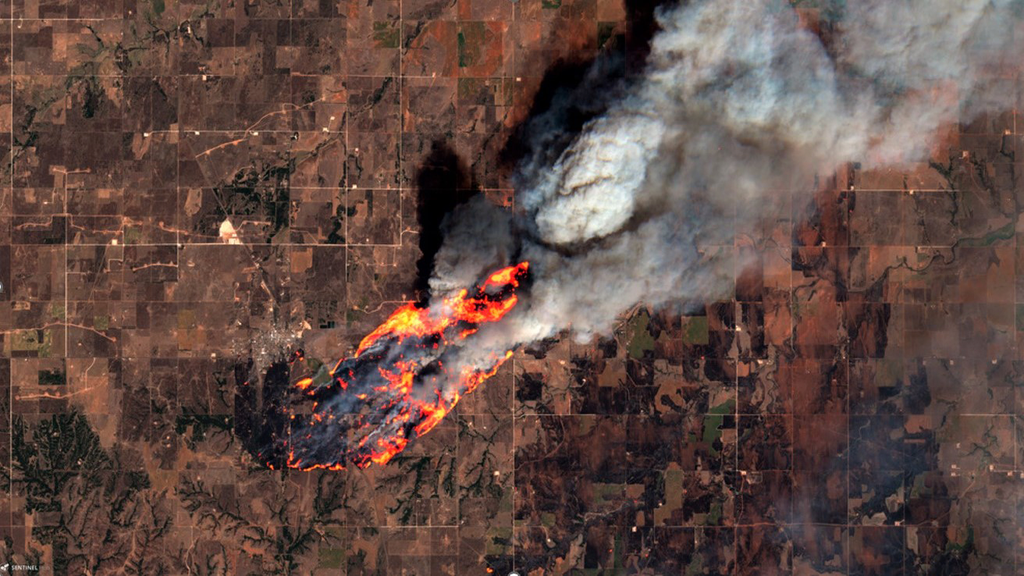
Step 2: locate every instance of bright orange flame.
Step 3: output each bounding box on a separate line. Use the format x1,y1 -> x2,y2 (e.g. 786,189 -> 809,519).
283,262 -> 528,470
411,351 -> 514,438
377,364 -> 414,394
355,261 -> 529,355
482,264 -> 526,289
356,306 -> 435,355
464,350 -> 513,393
370,436 -> 409,465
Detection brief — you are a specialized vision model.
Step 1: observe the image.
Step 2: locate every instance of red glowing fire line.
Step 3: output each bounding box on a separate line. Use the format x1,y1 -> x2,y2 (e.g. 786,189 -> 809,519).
284,262 -> 528,470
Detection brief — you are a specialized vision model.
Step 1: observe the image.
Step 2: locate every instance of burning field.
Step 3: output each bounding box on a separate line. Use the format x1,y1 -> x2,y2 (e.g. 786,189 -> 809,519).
256,263 -> 529,470
242,0 -> 1024,473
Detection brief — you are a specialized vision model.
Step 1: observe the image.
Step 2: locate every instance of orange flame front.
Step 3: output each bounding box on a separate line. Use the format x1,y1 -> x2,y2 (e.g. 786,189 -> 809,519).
275,262 -> 529,470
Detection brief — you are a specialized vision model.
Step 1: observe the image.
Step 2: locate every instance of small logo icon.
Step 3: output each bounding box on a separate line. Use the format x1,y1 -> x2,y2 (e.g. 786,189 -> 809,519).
0,564 -> 38,572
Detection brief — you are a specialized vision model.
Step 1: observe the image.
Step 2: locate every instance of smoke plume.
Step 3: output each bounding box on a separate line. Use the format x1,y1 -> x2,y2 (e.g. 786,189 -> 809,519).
433,0 -> 1023,349
257,0 -> 1024,469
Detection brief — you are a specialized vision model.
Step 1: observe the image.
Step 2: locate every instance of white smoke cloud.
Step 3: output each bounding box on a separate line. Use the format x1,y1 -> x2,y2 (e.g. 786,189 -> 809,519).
432,0 -> 1024,349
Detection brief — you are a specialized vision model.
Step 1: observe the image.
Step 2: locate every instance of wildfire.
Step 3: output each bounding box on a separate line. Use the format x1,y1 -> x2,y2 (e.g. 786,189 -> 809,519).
273,262 -> 529,470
